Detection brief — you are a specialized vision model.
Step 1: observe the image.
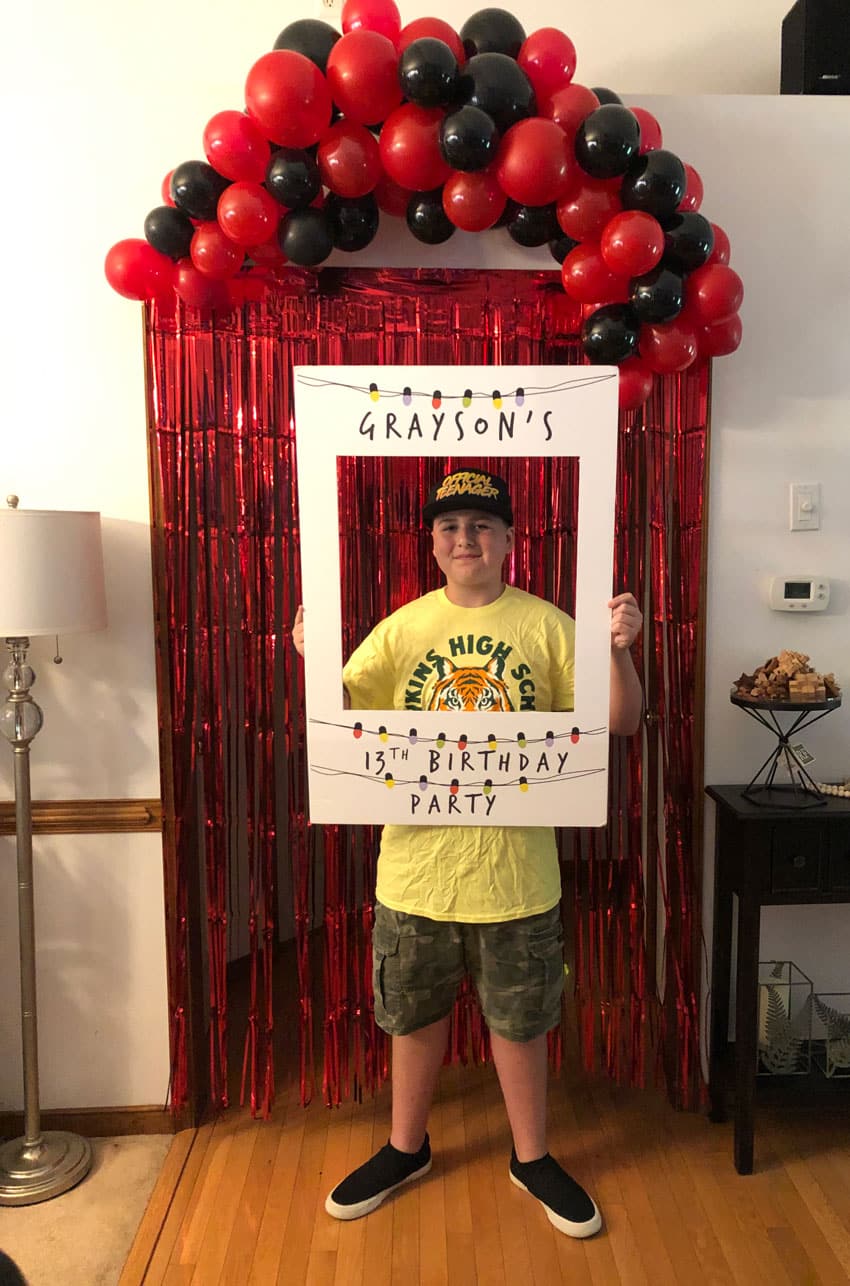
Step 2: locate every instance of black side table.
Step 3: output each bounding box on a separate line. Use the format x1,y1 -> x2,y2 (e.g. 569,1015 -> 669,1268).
707,784 -> 850,1173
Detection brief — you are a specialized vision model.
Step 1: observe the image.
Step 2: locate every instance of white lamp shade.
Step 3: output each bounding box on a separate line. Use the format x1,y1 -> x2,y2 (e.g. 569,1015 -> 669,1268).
0,507 -> 107,637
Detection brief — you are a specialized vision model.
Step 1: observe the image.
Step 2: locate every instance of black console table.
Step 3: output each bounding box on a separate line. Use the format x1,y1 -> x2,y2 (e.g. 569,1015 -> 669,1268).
707,784 -> 850,1173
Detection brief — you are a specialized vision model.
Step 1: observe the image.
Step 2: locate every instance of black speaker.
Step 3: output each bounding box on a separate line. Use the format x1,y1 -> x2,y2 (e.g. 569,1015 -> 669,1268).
781,0 -> 850,94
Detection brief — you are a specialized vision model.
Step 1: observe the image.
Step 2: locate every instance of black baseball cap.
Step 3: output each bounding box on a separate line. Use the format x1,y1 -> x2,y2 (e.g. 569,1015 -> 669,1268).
423,469 -> 513,527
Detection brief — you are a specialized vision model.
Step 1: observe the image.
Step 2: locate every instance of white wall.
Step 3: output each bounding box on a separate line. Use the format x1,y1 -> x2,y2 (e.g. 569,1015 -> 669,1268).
0,0 -> 846,1108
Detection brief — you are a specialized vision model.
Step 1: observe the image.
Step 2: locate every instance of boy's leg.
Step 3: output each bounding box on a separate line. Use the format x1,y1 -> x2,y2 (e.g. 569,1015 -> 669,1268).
470,911 -> 603,1239
390,1015 -> 451,1152
325,908 -> 461,1220
324,1016 -> 449,1221
489,1029 -> 548,1161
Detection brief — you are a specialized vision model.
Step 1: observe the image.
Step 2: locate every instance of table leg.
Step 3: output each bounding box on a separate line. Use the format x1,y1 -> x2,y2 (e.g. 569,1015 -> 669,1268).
734,891 -> 760,1174
708,824 -> 733,1123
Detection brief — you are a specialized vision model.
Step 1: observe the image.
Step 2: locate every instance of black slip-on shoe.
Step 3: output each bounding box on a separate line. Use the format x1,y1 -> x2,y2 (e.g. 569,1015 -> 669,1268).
325,1134 -> 432,1220
509,1148 -> 602,1239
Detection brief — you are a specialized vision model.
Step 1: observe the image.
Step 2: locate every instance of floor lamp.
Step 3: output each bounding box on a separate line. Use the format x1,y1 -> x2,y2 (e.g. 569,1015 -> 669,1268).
0,496 -> 107,1205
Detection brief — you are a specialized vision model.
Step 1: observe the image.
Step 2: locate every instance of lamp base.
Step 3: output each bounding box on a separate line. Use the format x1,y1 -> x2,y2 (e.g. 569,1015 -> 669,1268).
0,1131 -> 92,1206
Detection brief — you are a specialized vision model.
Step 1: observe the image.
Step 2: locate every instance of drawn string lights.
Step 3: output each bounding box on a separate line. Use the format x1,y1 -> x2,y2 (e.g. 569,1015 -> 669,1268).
295,369 -> 612,406
104,1 -> 743,412
368,382 -> 525,407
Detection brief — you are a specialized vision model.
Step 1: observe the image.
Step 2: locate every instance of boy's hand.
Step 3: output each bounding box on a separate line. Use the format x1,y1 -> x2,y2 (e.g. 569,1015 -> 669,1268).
292,604 -> 305,657
609,592 -> 642,651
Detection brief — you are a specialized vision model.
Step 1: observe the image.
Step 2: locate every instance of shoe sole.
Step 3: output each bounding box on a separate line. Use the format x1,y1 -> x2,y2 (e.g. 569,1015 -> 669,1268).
325,1158 -> 432,1220
510,1171 -> 603,1239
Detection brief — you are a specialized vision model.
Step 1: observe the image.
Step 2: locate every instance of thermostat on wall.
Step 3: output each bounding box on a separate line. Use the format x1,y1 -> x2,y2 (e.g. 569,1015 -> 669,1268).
769,576 -> 830,611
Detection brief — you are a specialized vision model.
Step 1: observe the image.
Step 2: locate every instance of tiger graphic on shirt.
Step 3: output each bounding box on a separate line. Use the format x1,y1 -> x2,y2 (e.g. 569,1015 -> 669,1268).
426,654 -> 515,712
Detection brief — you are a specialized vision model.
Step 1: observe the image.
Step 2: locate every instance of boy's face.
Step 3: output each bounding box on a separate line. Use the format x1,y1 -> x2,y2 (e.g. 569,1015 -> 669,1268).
430,508 -> 514,595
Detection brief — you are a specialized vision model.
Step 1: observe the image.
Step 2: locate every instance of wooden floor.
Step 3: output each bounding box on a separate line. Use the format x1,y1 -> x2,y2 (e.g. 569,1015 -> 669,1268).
120,1051 -> 850,1285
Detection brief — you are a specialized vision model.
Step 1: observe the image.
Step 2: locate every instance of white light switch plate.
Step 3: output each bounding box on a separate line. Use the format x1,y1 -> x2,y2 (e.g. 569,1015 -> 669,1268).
789,482 -> 821,531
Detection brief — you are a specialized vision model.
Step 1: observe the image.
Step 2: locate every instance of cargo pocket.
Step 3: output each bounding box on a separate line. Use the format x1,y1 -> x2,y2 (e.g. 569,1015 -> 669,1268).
527,918 -> 565,1023
372,920 -> 402,1014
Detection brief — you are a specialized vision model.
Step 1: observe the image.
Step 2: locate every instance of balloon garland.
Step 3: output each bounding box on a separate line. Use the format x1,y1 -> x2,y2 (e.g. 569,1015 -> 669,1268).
105,1 -> 743,410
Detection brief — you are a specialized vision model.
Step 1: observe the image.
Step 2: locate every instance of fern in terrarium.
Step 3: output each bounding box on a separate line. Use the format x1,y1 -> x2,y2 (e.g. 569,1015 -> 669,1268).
759,986 -> 812,1074
813,995 -> 850,1071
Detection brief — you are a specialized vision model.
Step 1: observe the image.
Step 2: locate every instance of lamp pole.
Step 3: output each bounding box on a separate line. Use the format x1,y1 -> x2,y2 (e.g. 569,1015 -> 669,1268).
0,506 -> 95,1203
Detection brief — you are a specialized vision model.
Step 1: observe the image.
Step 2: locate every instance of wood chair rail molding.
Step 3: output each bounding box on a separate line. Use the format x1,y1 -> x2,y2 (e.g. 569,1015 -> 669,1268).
0,798 -> 163,835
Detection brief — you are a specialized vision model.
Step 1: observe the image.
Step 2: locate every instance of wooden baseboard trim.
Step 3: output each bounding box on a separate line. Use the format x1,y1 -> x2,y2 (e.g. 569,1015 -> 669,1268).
0,1104 -> 175,1139
0,798 -> 163,836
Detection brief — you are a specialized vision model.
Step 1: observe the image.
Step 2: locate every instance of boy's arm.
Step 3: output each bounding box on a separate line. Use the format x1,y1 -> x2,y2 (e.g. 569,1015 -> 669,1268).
608,593 -> 643,736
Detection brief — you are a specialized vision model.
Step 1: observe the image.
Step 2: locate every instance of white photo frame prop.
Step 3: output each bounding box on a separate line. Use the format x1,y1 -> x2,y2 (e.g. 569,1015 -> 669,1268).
294,364 -> 619,828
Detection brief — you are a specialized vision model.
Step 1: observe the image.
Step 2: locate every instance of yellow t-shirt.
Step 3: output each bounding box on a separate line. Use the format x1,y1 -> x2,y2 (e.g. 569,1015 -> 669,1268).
342,586 -> 575,923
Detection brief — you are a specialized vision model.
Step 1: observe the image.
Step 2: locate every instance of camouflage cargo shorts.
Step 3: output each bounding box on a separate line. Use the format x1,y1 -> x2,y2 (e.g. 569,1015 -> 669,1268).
372,901 -> 565,1043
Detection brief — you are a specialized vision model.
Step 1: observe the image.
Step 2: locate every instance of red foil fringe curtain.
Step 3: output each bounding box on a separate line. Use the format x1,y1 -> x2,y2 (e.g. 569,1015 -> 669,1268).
144,268 -> 709,1117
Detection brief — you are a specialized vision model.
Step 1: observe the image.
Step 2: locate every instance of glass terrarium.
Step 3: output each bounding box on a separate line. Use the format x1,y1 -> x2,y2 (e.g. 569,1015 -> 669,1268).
812,993 -> 850,1078
757,960 -> 813,1075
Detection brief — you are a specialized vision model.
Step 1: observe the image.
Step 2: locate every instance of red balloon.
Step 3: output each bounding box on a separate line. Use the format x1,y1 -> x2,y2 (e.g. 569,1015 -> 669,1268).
245,50 -> 332,147
342,0 -> 401,44
318,120 -> 383,197
517,28 -> 577,103
618,357 -> 654,410
218,182 -> 280,246
542,82 -> 599,138
175,259 -> 230,309
379,104 -> 451,191
557,178 -> 621,241
561,244 -> 630,304
443,170 -> 506,231
639,319 -> 698,374
161,171 -> 176,207
105,239 -> 174,300
398,17 -> 464,63
374,174 -> 412,216
679,163 -> 704,212
685,263 -> 743,325
203,110 -> 269,183
630,106 -> 663,152
190,222 -> 245,278
495,118 -> 573,206
708,222 -> 731,265
326,30 -> 402,126
699,313 -> 743,358
600,210 -> 664,276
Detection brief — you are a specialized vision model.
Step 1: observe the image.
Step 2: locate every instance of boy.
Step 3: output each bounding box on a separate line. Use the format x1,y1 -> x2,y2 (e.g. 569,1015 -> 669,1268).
293,468 -> 642,1239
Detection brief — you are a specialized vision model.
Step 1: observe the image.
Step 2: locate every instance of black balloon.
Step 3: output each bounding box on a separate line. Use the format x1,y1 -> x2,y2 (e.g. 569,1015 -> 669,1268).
325,193 -> 380,252
455,53 -> 536,133
399,38 -> 459,107
505,202 -> 559,247
621,149 -> 687,220
460,7 -> 527,58
279,207 -> 333,266
170,161 -> 231,221
266,148 -> 321,208
630,264 -> 685,323
590,87 -> 623,105
407,190 -> 455,244
439,105 -> 499,171
662,211 -> 714,271
574,105 -> 641,180
144,205 -> 194,260
549,232 -> 579,264
273,18 -> 340,74
582,305 -> 641,364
